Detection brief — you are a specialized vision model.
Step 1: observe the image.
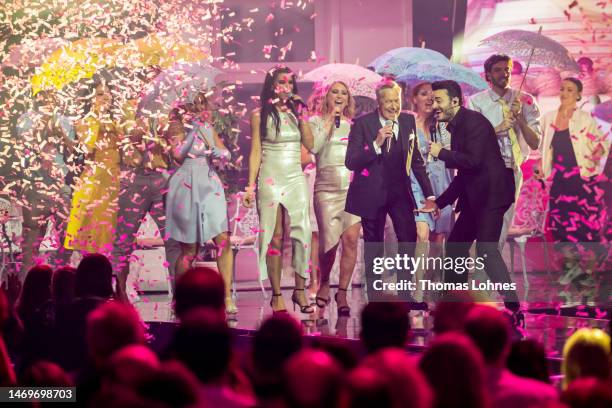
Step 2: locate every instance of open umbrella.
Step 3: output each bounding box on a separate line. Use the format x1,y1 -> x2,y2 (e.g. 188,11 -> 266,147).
114,33 -> 208,69
368,47 -> 448,77
31,37 -> 124,95
479,29 -> 579,72
395,61 -> 488,95
137,60 -> 221,122
302,63 -> 383,99
2,37 -> 68,70
592,100 -> 612,123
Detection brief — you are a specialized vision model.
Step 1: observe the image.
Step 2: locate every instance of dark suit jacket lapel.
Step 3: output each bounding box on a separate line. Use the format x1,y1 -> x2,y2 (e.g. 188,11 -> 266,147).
366,112 -> 382,147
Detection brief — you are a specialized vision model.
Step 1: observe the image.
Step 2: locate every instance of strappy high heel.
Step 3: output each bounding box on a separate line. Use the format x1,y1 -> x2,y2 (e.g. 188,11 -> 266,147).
270,293 -> 287,314
291,289 -> 315,314
225,296 -> 238,315
335,287 -> 351,316
315,296 -> 331,308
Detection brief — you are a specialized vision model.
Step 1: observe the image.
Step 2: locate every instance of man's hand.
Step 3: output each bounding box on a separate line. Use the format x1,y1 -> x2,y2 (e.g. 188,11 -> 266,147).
242,189 -> 255,208
496,116 -> 516,133
429,141 -> 443,158
419,198 -> 439,216
375,125 -> 393,147
511,98 -> 522,118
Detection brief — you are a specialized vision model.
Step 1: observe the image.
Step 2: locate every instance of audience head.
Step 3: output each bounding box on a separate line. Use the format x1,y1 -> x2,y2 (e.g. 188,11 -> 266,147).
419,333 -> 487,408
252,313 -> 303,397
463,305 -> 511,367
311,337 -> 359,370
104,345 -> 160,389
432,291 -> 475,335
343,365 -> 393,408
52,266 -> 76,304
138,360 -> 200,408
20,361 -> 72,387
86,301 -> 146,366
507,338 -> 551,384
172,307 -> 230,384
16,264 -> 53,323
360,301 -> 410,353
75,253 -> 113,299
561,377 -> 612,408
376,80 -> 402,120
431,80 -> 463,122
174,267 -> 225,319
282,349 -> 343,408
359,348 -> 433,408
562,328 -> 610,388
483,54 -> 513,88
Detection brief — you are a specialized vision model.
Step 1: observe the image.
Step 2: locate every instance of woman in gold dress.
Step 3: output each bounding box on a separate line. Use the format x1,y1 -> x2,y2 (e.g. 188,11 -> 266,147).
64,75 -> 121,254
243,66 -> 315,314
308,81 -> 361,315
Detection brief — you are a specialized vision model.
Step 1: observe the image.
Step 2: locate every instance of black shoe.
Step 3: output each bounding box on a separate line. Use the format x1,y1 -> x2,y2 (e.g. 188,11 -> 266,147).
270,293 -> 287,314
335,288 -> 351,316
291,289 -> 315,314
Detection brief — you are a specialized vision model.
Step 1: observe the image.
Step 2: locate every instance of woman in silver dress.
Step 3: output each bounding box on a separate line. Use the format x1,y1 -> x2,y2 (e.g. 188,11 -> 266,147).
309,81 -> 361,315
243,67 -> 315,314
166,94 -> 236,314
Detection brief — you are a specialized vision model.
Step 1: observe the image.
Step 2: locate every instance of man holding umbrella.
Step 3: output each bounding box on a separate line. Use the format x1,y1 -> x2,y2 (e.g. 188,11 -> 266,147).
467,54 -> 541,251
112,66 -> 180,303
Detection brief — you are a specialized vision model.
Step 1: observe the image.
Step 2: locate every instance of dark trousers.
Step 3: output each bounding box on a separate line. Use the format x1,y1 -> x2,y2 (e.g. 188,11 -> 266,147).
445,203 -> 520,311
361,186 -> 417,301
111,170 -> 180,288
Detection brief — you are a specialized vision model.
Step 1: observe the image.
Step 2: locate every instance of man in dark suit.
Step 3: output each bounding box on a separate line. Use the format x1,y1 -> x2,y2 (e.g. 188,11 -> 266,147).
345,81 -> 435,301
421,80 -> 521,320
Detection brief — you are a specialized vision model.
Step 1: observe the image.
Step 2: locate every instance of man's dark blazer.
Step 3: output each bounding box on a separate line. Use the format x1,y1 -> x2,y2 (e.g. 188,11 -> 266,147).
345,111 -> 434,219
435,107 -> 515,212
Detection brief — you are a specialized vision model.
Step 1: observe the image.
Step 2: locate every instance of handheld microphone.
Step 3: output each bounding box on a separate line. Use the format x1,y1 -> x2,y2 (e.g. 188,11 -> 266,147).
334,101 -> 342,128
385,119 -> 393,153
286,92 -> 307,109
429,122 -> 438,161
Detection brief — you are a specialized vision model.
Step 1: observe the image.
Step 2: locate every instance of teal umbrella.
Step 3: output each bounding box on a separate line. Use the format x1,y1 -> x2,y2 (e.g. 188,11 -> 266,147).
395,61 -> 488,95
368,47 -> 448,77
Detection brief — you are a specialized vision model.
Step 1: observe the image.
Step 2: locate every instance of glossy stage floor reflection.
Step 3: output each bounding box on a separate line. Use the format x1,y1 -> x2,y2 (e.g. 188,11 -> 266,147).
136,286 -> 609,363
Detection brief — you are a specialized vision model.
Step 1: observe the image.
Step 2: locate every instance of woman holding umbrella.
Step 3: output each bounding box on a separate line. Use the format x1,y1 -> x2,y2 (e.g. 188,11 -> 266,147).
64,73 -> 121,255
308,81 -> 361,315
243,66 -> 315,315
165,92 -> 236,315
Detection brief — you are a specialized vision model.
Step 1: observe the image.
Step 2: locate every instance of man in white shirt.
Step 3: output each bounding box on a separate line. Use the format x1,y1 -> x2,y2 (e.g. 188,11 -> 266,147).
468,54 -> 541,251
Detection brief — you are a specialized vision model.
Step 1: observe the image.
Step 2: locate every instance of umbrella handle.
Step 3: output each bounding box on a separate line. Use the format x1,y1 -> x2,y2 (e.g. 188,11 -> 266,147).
515,26 -> 543,99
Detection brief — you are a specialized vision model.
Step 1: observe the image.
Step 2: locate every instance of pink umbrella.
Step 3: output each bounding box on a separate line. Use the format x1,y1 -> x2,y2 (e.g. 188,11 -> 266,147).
302,63 -> 384,99
3,37 -> 68,70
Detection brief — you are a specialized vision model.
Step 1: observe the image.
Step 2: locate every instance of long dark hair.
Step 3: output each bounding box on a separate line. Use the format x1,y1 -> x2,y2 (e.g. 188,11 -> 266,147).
259,66 -> 298,140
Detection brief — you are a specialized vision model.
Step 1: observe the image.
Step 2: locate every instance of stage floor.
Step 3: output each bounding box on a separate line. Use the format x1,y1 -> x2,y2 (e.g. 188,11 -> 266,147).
136,286 -> 610,369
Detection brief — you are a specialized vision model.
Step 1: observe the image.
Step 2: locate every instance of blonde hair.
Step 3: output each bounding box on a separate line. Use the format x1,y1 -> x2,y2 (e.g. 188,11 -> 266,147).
309,81 -> 356,119
562,328 -> 611,389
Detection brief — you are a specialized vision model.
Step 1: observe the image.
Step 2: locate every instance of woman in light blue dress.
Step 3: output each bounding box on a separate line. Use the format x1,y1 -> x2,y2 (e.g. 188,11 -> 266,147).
166,94 -> 236,313
410,82 -> 454,245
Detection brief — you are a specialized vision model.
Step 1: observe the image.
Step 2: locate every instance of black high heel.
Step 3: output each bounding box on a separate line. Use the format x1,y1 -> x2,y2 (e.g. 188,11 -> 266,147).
291,289 -> 315,314
335,288 -> 351,316
270,293 -> 287,314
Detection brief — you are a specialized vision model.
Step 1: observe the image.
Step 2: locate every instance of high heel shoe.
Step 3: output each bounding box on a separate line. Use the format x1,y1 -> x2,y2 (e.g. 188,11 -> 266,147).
335,288 -> 351,316
291,289 -> 315,314
225,296 -> 238,315
270,293 -> 287,314
315,296 -> 331,308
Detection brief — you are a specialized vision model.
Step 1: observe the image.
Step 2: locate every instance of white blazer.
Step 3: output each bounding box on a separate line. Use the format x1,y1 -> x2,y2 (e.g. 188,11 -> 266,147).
539,108 -> 610,178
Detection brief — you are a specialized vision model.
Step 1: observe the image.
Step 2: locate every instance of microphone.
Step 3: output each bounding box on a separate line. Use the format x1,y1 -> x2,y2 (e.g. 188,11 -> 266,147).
287,92 -> 307,109
385,119 -> 393,153
429,122 -> 438,161
334,101 -> 342,128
